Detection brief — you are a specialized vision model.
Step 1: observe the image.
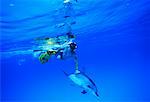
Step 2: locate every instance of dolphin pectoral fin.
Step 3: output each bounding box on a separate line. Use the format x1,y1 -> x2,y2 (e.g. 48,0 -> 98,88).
81,90 -> 87,94
94,92 -> 100,100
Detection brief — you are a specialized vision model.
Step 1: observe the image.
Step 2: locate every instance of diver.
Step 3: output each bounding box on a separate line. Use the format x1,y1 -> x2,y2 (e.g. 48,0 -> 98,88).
37,42 -> 77,64
34,0 -> 79,73
34,33 -> 77,64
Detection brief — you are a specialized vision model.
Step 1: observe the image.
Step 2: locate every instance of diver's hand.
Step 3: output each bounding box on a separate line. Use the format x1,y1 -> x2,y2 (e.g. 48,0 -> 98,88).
75,70 -> 80,74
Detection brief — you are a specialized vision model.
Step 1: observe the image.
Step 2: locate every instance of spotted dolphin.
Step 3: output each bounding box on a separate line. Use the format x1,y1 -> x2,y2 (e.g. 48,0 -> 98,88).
63,70 -> 100,100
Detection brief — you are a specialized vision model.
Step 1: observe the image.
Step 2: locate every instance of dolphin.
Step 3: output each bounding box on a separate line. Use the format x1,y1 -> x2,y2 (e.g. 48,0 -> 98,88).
63,70 -> 100,100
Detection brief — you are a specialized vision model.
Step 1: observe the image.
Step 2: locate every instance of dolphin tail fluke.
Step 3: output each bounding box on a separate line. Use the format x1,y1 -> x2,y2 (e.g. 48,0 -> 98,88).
93,92 -> 100,101
95,92 -> 99,97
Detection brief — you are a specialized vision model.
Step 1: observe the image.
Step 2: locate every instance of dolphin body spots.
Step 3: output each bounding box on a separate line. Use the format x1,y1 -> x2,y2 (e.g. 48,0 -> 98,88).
64,71 -> 100,100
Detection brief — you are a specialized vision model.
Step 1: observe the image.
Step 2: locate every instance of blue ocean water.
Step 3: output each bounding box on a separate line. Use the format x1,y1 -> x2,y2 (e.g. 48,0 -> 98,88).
0,0 -> 150,102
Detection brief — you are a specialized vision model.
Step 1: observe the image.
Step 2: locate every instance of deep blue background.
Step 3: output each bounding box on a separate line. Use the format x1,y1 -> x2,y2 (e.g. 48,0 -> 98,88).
1,0 -> 150,102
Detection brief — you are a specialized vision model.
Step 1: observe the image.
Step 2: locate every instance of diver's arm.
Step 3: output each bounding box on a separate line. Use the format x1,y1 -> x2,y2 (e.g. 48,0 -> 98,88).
74,54 -> 80,74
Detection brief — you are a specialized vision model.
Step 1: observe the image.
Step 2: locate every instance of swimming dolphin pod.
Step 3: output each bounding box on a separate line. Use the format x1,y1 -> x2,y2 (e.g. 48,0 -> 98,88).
63,70 -> 100,100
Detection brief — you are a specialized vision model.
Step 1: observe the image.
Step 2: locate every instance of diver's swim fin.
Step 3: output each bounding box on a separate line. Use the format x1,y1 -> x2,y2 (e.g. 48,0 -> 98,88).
81,90 -> 87,94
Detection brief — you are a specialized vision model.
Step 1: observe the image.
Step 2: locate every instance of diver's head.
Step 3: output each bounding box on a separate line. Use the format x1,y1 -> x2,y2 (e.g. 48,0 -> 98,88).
69,42 -> 77,51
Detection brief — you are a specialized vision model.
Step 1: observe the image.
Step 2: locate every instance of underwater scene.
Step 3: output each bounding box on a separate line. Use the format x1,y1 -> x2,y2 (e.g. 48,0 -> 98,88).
1,0 -> 150,102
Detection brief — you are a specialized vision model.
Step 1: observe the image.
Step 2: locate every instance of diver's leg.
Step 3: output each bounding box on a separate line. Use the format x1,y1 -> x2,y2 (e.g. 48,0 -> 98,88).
63,0 -> 76,34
